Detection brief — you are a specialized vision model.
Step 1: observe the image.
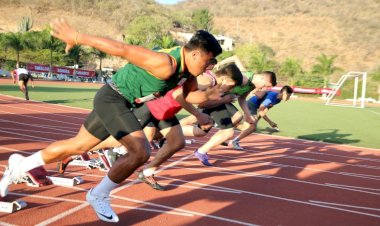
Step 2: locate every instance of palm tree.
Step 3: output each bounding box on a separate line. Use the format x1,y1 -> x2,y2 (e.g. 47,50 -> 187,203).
90,48 -> 107,80
312,53 -> 342,88
2,33 -> 25,68
37,29 -> 65,75
249,52 -> 276,73
66,45 -> 86,66
2,17 -> 33,68
280,58 -> 302,86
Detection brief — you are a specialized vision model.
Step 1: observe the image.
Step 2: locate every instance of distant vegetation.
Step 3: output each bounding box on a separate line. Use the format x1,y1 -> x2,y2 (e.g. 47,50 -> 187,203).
1,0 -> 379,99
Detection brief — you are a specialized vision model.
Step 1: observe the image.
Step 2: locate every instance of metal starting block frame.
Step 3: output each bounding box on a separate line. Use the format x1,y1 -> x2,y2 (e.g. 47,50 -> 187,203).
47,176 -> 83,187
0,200 -> 27,213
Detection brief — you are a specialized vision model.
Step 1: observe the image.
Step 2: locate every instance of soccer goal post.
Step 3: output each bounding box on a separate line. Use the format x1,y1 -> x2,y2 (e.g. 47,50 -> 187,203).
325,72 -> 367,108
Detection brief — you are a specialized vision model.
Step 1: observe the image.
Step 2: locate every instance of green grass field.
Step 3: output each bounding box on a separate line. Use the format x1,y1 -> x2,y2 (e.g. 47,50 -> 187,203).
1,83 -> 379,149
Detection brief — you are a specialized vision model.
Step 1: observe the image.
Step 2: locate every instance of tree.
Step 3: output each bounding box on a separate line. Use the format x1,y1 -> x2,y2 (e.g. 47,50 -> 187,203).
2,33 -> 25,68
249,52 -> 277,73
1,17 -> 34,68
90,48 -> 107,80
65,45 -> 88,67
36,29 -> 66,75
125,15 -> 169,48
312,53 -> 342,88
192,9 -> 213,31
279,58 -> 303,86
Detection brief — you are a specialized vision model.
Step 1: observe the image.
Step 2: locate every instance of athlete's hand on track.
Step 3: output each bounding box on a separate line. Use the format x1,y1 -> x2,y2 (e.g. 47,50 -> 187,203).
50,19 -> 78,54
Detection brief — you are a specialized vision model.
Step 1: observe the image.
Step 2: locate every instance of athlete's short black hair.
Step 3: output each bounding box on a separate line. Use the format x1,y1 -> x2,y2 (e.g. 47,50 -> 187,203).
262,71 -> 277,86
280,85 -> 293,94
185,30 -> 222,57
215,63 -> 243,86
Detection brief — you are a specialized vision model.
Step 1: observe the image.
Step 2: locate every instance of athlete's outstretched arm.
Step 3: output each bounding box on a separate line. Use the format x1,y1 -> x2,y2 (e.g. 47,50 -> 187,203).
50,19 -> 175,79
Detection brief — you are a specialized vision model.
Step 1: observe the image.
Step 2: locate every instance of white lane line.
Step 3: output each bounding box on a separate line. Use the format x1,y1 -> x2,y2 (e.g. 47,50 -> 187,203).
36,203 -> 90,226
0,110 -> 79,126
32,153 -> 205,226
325,183 -> 380,192
309,200 -> 380,211
157,175 -> 242,194
291,149 -> 380,163
0,119 -> 78,132
5,191 -> 192,226
0,136 -> 50,144
0,127 -> 77,136
113,153 -> 196,193
1,104 -> 86,120
211,153 -> 380,181
325,184 -> 380,196
194,139 -> 380,167
0,147 -> 35,155
167,163 -> 380,196
111,194 -> 257,226
0,130 -> 56,142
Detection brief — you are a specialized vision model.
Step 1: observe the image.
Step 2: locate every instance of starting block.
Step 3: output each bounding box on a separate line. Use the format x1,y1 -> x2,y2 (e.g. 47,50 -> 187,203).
58,149 -> 128,174
0,200 -> 27,213
47,176 -> 83,187
14,166 -> 83,188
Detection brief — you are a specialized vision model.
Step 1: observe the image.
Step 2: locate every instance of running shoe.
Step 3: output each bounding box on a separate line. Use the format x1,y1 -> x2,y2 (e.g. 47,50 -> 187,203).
86,188 -> 119,223
194,150 -> 212,166
0,154 -> 25,197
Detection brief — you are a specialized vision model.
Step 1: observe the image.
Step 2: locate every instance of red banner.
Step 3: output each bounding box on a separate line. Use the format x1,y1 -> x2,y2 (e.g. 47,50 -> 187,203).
76,69 -> 95,77
27,63 -> 50,73
53,67 -> 74,75
27,63 -> 95,77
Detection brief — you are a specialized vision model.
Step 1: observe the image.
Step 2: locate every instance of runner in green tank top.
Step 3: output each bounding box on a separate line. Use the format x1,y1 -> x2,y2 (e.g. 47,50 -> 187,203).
0,19 -> 223,223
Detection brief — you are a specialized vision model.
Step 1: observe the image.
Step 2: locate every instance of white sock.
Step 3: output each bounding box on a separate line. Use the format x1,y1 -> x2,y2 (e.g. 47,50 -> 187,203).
197,148 -> 208,154
92,175 -> 118,196
232,137 -> 239,142
19,151 -> 46,174
143,168 -> 156,177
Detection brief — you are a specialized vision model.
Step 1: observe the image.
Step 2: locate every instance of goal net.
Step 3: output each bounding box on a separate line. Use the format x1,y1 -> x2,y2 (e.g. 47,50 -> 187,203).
325,72 -> 367,108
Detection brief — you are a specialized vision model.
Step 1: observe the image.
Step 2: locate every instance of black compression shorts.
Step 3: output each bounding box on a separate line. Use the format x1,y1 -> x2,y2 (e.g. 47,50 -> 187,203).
201,103 -> 238,129
84,84 -> 179,140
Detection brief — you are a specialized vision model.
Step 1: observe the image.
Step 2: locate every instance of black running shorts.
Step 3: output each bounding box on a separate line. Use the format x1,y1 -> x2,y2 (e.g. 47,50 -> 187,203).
18,73 -> 29,82
202,103 -> 237,129
84,84 -> 178,140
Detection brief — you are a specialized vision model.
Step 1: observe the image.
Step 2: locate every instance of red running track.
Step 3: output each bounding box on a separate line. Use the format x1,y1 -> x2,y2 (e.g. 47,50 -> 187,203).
0,94 -> 380,226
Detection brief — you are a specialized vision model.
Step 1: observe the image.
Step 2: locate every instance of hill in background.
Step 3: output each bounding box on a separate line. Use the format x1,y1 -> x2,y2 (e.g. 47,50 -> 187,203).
1,0 -> 379,73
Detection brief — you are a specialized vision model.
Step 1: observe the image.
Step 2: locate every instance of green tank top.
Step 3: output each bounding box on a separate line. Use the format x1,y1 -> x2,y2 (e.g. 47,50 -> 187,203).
230,71 -> 255,96
112,46 -> 189,104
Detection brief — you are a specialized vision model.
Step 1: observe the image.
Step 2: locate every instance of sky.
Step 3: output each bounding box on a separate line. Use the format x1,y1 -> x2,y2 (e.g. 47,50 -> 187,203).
155,0 -> 184,5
